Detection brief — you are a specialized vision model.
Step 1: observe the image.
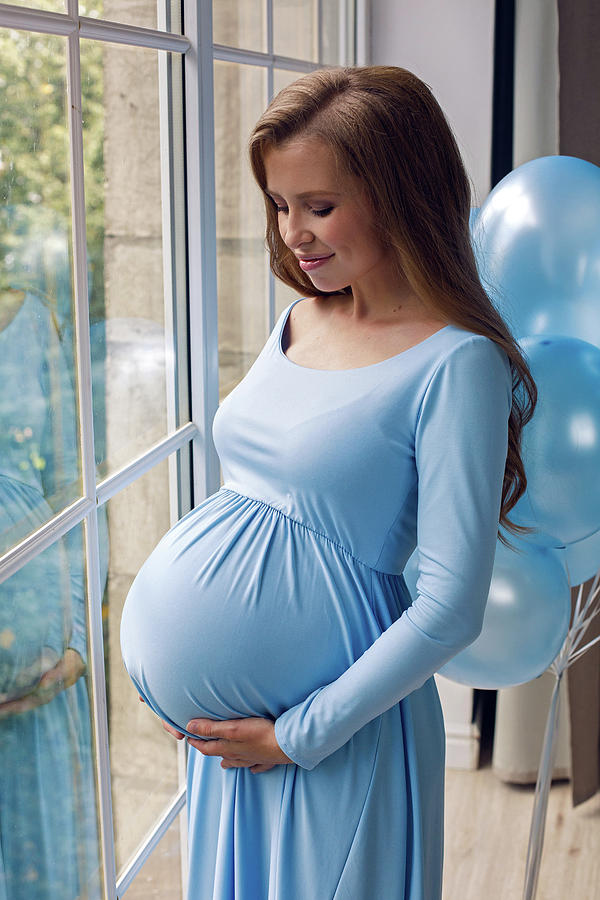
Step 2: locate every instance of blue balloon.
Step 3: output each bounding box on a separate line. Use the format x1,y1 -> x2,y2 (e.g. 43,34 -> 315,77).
404,535 -> 570,689
560,528 -> 600,587
472,155 -> 600,349
511,335 -> 600,545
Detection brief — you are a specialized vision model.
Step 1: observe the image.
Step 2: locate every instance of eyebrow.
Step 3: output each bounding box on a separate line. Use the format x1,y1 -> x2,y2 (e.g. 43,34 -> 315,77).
265,189 -> 343,199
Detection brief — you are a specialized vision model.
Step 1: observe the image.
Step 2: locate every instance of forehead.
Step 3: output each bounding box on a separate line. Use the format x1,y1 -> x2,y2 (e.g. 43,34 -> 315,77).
263,137 -> 350,194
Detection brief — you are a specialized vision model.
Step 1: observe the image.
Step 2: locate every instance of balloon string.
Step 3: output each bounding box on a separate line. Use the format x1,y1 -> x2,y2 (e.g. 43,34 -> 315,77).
523,565 -> 599,900
523,672 -> 563,900
568,596 -> 600,655
568,632 -> 600,665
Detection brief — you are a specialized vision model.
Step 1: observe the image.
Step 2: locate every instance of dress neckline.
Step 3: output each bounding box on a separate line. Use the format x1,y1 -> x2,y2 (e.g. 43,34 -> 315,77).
277,296 -> 452,373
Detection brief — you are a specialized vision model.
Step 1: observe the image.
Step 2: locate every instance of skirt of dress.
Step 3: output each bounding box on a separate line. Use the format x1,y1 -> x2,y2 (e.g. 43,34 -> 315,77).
186,675 -> 445,900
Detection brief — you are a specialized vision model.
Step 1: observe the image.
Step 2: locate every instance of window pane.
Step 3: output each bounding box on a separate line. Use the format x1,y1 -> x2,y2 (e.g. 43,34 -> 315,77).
321,0 -> 343,65
82,0 -> 182,34
272,67 -> 305,94
105,454 -> 188,874
273,0 -> 318,62
80,41 -> 189,480
213,0 -> 266,53
0,29 -> 82,553
124,812 -> 184,899
2,0 -> 64,13
0,523 -> 104,899
214,61 -> 269,399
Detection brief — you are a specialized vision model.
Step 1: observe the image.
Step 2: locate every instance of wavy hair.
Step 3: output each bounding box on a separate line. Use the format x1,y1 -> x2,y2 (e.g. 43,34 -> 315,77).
248,66 -> 537,547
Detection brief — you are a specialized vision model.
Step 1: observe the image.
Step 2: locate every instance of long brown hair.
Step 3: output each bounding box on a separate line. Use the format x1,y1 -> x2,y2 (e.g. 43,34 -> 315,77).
249,66 -> 537,548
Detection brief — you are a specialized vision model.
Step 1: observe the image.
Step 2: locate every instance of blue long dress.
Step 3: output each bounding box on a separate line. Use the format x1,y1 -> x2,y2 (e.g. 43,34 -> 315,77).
0,293 -> 101,900
121,295 -> 512,899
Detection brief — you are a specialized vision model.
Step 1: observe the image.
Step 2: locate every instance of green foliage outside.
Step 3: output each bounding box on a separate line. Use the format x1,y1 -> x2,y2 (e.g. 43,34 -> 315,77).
0,17 -> 105,323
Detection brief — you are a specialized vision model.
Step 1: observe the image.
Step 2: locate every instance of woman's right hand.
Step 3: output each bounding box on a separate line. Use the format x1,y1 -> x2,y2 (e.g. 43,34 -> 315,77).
138,694 -> 185,740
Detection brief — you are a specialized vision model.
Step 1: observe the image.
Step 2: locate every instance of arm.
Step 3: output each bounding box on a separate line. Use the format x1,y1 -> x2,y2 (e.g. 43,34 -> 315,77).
273,336 -> 513,770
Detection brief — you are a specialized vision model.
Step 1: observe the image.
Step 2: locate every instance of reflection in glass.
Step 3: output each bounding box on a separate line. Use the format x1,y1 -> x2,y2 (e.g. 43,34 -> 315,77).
273,0 -> 318,62
214,61 -> 269,399
213,0 -> 266,52
80,41 -> 188,479
106,455 -> 187,873
0,29 -> 82,548
0,523 -> 104,899
0,288 -> 81,554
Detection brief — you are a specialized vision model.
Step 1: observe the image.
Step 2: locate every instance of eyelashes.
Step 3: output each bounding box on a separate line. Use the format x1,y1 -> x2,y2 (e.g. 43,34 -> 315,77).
273,204 -> 334,218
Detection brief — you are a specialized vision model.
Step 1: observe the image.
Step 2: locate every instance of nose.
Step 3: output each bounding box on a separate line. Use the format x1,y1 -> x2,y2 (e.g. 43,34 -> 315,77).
281,208 -> 313,250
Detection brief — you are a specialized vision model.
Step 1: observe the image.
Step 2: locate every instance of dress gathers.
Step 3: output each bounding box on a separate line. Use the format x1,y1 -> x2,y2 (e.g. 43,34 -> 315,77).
121,295 -> 512,900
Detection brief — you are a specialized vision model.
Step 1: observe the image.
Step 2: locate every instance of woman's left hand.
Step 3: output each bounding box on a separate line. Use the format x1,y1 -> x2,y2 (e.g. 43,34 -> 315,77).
186,716 -> 293,774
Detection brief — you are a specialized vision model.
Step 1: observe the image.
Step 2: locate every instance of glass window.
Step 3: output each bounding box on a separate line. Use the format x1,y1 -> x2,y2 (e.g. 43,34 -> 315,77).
214,60 -> 269,400
123,814 -> 185,899
0,29 -> 82,552
80,41 -> 189,480
104,454 -> 188,875
213,0 -> 266,53
83,0 -> 183,35
273,0 -> 318,62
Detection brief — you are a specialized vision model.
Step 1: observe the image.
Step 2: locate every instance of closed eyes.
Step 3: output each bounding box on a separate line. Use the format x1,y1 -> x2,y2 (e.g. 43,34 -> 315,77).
275,205 -> 334,218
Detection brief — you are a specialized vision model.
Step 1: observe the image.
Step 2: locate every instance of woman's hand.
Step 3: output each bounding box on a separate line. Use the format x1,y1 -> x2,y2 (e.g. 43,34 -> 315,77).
0,648 -> 85,719
186,716 -> 293,774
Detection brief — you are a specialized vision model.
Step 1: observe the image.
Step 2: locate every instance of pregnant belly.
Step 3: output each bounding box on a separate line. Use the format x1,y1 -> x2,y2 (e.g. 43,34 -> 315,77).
120,488 -> 381,734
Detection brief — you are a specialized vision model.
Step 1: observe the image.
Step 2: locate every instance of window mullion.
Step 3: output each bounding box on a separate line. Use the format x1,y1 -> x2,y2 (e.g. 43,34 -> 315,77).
355,0 -> 368,65
266,0 -> 273,56
65,3 -> 118,897
184,0 -> 221,502
0,2 -> 74,34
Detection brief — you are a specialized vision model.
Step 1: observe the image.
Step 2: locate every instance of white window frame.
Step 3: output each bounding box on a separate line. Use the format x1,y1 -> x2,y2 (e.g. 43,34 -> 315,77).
0,0 -> 361,895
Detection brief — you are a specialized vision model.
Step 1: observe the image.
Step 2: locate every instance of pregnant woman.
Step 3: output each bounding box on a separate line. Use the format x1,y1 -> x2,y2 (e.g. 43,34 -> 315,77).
121,66 -> 537,899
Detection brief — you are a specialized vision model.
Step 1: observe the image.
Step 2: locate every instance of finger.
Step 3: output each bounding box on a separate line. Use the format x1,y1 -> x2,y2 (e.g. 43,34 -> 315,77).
250,764 -> 275,774
187,718 -> 239,740
187,737 -> 233,756
139,695 -> 145,703
162,720 -> 185,740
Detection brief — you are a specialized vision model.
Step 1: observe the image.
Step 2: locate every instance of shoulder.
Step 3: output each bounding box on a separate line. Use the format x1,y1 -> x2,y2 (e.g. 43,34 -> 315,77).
432,329 -> 511,376
418,330 -> 513,417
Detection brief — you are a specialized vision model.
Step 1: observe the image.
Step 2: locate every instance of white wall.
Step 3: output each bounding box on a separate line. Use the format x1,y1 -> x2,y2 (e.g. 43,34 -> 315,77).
369,0 -> 495,205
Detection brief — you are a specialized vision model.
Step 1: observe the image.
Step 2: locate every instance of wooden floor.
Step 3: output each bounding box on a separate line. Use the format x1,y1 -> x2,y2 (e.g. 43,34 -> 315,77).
443,765 -> 600,899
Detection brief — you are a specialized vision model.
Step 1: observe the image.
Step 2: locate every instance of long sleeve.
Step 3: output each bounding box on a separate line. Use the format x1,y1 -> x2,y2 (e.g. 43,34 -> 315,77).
274,335 -> 513,770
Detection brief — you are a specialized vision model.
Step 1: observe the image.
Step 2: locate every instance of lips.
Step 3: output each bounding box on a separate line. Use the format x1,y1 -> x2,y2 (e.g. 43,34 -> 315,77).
297,254 -> 334,272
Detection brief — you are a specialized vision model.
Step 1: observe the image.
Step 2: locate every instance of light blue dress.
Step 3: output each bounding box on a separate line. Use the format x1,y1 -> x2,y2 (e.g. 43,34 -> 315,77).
0,293 -> 101,900
121,296 -> 512,899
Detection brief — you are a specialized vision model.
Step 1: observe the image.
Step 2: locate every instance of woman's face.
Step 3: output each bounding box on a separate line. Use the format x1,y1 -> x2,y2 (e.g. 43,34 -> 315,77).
263,137 -> 393,296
